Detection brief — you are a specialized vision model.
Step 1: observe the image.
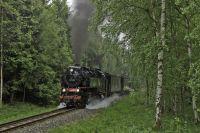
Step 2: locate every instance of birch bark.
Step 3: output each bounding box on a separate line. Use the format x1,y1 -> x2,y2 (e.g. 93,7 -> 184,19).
155,0 -> 165,128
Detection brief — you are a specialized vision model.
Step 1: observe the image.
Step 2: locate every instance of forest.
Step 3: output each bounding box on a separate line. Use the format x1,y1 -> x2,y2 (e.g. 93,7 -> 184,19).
0,0 -> 200,130
0,0 -> 72,105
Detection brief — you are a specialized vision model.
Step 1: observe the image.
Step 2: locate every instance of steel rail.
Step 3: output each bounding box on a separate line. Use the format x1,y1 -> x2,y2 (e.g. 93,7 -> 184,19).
0,108 -> 76,132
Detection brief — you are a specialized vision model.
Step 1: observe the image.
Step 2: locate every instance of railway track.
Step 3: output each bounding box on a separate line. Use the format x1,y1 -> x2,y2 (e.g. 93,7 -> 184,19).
0,108 -> 76,132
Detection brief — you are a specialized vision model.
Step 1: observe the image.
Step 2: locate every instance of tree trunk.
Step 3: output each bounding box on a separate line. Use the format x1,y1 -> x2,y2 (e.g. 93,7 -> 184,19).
142,60 -> 150,105
10,92 -> 14,104
0,0 -> 3,108
180,87 -> 185,115
155,51 -> 164,129
192,94 -> 200,123
173,94 -> 177,116
155,0 -> 165,129
146,77 -> 150,105
23,88 -> 26,102
186,18 -> 199,123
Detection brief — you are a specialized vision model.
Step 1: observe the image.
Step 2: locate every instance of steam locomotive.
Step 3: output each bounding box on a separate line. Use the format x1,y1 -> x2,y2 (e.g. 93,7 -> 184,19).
59,65 -> 124,108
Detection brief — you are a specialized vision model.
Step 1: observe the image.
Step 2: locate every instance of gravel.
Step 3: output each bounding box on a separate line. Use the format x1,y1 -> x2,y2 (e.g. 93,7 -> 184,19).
7,93 -> 128,133
9,109 -> 100,133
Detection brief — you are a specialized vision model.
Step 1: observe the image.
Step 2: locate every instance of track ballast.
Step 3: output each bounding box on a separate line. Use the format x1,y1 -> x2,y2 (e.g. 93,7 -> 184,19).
0,108 -> 75,132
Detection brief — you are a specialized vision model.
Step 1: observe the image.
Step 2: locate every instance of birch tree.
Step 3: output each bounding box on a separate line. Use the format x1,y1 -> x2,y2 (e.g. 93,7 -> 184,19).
175,0 -> 200,123
155,0 -> 166,128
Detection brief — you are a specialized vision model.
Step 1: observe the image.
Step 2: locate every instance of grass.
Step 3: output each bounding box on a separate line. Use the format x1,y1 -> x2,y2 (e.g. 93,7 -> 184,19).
0,102 -> 56,124
49,92 -> 200,133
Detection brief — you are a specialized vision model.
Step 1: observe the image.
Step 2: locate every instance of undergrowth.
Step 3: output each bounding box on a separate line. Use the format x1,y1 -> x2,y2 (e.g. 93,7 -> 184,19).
0,102 -> 55,124
50,92 -> 200,133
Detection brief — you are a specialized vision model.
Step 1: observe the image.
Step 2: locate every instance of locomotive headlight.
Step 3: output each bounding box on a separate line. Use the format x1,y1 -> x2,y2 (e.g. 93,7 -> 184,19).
62,88 -> 66,92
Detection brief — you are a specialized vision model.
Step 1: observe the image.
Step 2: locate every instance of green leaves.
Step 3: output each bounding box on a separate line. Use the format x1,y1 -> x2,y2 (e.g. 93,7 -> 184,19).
189,60 -> 200,96
90,0 -> 200,124
2,0 -> 72,105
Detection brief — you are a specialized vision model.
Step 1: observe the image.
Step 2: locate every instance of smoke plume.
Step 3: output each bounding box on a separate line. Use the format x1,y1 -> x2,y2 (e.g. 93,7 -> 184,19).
70,0 -> 93,64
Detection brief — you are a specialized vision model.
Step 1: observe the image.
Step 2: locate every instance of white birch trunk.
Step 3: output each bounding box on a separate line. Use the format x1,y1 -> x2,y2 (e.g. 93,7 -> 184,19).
192,94 -> 199,123
155,0 -> 165,128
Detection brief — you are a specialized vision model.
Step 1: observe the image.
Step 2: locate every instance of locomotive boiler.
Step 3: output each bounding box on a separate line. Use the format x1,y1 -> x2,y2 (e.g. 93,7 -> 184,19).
59,65 -> 124,108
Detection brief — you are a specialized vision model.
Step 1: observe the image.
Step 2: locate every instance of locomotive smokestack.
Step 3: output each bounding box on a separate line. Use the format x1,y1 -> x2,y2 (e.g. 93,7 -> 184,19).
70,0 -> 93,64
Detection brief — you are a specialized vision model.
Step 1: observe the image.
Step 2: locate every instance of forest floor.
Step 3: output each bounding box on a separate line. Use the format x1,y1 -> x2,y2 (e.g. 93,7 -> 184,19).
0,103 -> 56,124
49,92 -> 200,133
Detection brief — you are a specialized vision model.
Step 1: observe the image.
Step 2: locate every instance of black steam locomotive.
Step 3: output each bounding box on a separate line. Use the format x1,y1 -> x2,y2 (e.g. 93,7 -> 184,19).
59,65 -> 124,108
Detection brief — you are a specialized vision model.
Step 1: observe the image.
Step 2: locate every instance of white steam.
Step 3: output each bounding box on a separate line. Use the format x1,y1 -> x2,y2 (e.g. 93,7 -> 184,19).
86,94 -> 121,109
